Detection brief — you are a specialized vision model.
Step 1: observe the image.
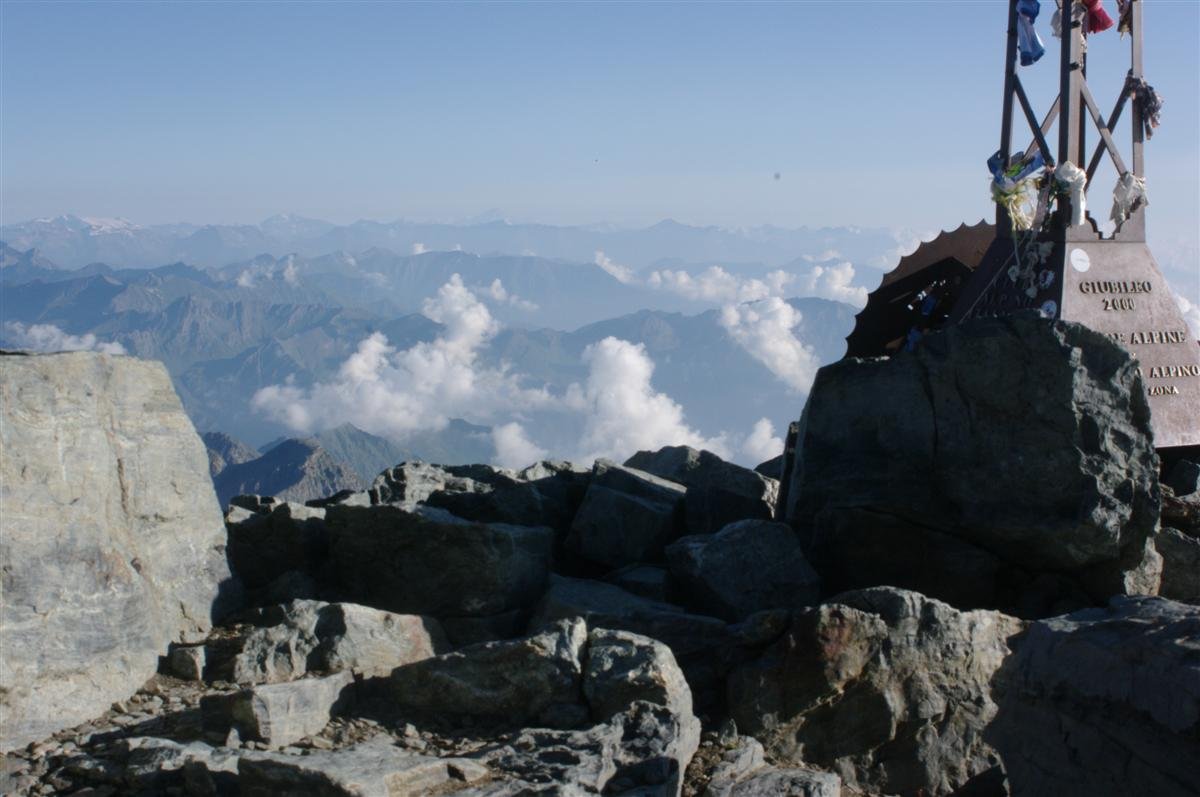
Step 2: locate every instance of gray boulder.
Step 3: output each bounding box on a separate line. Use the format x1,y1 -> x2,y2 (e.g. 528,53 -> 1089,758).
366,460 -> 516,507
728,587 -> 1023,796
1155,527 -> 1200,604
703,738 -> 841,797
566,459 -> 687,567
201,671 -> 354,748
228,600 -> 446,684
327,504 -> 554,619
237,737 -> 490,796
481,701 -> 700,797
987,596 -> 1200,796
1165,458 -> 1200,496
605,564 -> 675,603
665,520 -> 819,621
225,501 -> 329,592
426,460 -> 592,532
531,576 -> 733,710
584,628 -> 694,722
0,351 -> 235,751
389,619 -> 588,728
625,446 -> 779,535
784,316 -> 1161,614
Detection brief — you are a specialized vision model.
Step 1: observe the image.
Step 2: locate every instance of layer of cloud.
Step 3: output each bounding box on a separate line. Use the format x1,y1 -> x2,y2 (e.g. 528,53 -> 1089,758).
480,278 -> 538,312
492,422 -> 548,469
2,321 -> 126,355
252,274 -> 552,439
795,261 -> 868,307
741,417 -> 784,465
646,266 -> 793,304
594,250 -> 636,284
720,298 -> 820,393
412,242 -> 428,255
566,336 -> 729,462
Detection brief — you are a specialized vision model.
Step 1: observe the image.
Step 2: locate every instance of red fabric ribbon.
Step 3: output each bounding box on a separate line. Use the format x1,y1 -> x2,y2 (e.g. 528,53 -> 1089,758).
1083,0 -> 1114,33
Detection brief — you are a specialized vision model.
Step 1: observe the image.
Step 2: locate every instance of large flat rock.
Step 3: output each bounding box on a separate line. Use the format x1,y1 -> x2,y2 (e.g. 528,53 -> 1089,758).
0,351 -> 235,751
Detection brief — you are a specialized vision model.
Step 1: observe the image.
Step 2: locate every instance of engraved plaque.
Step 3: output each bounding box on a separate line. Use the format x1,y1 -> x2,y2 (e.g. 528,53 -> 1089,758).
953,231 -> 1200,449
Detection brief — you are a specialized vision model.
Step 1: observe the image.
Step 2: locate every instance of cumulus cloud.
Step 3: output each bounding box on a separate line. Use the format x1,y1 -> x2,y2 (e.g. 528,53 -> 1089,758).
412,242 -> 427,255
741,417 -> 784,464
802,249 -> 843,263
236,270 -> 255,288
480,278 -> 539,312
1174,291 -> 1200,341
868,228 -> 933,270
566,336 -> 729,462
795,261 -> 868,307
646,266 -> 794,304
281,256 -> 299,285
2,321 -> 125,355
720,298 -> 820,393
594,250 -> 636,284
492,422 -> 548,469
252,274 -> 553,439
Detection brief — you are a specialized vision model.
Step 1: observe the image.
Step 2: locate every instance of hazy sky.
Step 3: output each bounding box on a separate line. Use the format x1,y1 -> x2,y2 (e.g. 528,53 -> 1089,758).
2,1 -> 1197,247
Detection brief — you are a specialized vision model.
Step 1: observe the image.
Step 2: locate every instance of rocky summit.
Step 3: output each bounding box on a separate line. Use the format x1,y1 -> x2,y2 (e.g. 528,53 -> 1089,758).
1,315 -> 1198,797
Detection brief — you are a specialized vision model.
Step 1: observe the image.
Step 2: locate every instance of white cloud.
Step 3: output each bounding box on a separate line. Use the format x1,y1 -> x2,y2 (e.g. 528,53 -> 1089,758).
281,256 -> 299,285
868,228 -> 933,270
646,266 -> 794,304
594,250 -> 636,284
567,336 -> 729,463
412,242 -> 427,255
802,249 -> 843,263
795,261 -> 868,307
479,278 -> 539,312
236,270 -> 255,288
741,417 -> 784,464
492,422 -> 548,469
1174,291 -> 1200,341
720,298 -> 820,393
2,321 -> 126,355
252,274 -> 553,439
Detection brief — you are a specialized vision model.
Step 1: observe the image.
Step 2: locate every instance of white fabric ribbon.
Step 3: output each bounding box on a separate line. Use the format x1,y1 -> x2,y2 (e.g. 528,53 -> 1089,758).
1110,172 -> 1148,226
1054,161 -> 1087,227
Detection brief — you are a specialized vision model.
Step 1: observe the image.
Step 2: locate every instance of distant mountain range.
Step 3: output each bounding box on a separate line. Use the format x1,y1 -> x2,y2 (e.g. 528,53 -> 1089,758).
0,233 -> 860,472
0,213 -> 905,271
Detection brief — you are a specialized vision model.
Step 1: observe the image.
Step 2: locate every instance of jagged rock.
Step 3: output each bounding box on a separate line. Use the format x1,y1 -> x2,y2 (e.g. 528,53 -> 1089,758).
389,619 -> 588,728
625,446 -> 779,535
168,644 -> 207,681
201,671 -> 354,748
0,351 -> 236,752
753,454 -> 784,481
326,505 -> 554,618
237,737 -> 490,796
1165,458 -> 1200,496
226,501 -> 329,592
785,316 -> 1161,614
425,460 -> 591,533
605,564 -> 675,603
214,438 -> 361,506
566,459 -> 687,567
530,576 -> 733,712
1162,486 -> 1200,537
728,587 -> 1023,797
665,520 -> 819,621
202,430 -> 260,478
702,738 -> 841,797
585,629 -> 694,722
118,737 -> 240,792
1155,527 -> 1200,603
481,701 -> 699,797
367,461 -> 513,507
988,596 -> 1200,797
228,600 -> 446,684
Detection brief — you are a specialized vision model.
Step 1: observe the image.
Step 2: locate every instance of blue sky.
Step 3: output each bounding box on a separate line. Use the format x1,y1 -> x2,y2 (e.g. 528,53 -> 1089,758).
2,1 -> 1197,259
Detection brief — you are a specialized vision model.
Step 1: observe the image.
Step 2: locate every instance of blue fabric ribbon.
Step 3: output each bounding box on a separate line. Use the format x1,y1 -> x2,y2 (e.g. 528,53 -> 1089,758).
1017,0 -> 1045,66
